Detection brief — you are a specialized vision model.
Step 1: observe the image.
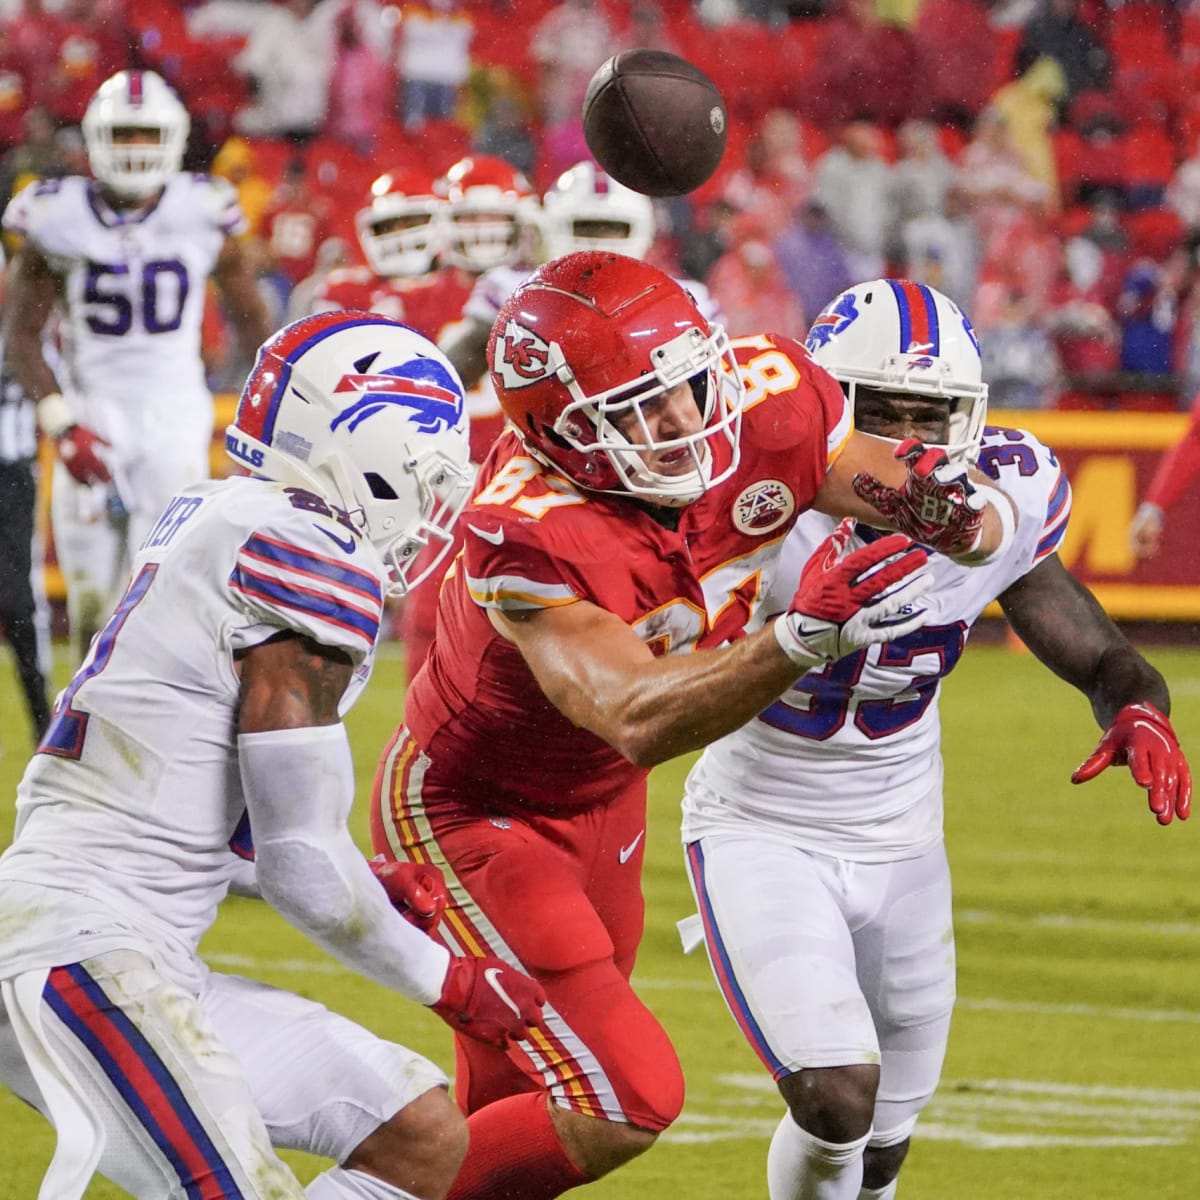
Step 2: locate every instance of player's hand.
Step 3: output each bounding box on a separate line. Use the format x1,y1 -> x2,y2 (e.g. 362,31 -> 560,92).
1071,702 -> 1192,825
774,517 -> 932,665
852,438 -> 988,557
1128,502 -> 1164,560
55,424 -> 113,485
430,954 -> 547,1050
369,855 -> 447,933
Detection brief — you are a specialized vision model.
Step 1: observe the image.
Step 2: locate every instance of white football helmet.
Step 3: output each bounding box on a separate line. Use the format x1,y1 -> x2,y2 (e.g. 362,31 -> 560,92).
437,154 -> 541,273
542,161 -> 656,260
805,278 -> 988,462
227,312 -> 473,597
356,166 -> 444,278
82,70 -> 189,199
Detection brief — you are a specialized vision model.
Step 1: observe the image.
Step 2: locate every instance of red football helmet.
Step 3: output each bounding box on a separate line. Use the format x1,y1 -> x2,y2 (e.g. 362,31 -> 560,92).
487,251 -> 745,507
355,166 -> 443,278
436,154 -> 541,273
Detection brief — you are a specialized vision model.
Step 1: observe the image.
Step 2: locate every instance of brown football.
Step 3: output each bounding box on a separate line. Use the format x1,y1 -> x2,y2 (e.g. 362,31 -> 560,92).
582,49 -> 727,198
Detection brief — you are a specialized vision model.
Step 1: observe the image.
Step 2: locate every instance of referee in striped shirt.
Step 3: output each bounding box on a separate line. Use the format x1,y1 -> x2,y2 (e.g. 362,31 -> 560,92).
0,247 -> 51,746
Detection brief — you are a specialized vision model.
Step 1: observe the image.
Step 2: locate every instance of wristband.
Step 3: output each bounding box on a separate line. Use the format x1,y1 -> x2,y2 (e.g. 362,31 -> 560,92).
967,481 -> 1016,564
36,392 -> 73,440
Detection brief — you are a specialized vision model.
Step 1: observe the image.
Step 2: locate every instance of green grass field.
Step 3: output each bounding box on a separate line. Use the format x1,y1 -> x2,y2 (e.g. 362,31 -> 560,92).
1,634 -> 1198,1198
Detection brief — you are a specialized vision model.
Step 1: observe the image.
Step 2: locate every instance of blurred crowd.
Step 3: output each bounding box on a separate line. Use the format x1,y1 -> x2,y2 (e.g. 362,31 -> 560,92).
4,0 -> 1200,411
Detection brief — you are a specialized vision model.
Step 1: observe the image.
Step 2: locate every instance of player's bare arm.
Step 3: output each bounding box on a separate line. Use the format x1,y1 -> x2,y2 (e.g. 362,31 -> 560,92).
1,241 -> 62,400
438,315 -> 491,390
815,431 -> 1017,564
999,555 -> 1169,724
491,522 -> 929,768
493,601 -> 803,765
234,630 -> 353,732
213,233 -> 274,354
1002,554 -> 1189,823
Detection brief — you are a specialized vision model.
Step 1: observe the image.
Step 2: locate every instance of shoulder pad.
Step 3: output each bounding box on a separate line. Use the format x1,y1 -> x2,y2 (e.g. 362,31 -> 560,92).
228,484 -> 386,661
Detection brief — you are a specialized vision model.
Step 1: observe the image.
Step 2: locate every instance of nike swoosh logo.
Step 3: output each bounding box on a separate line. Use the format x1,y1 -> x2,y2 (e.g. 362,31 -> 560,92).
483,966 -> 522,1017
467,522 -> 505,546
314,524 -> 356,554
619,830 -> 645,864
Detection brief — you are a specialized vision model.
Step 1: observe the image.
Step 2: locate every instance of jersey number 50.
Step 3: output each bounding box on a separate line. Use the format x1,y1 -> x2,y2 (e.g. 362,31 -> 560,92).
84,259 -> 190,336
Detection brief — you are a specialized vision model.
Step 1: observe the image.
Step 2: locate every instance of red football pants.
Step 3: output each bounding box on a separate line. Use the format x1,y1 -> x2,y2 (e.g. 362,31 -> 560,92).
371,726 -> 685,1132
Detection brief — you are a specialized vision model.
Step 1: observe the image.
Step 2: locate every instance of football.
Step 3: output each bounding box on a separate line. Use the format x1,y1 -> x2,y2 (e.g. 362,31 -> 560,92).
581,49 -> 727,198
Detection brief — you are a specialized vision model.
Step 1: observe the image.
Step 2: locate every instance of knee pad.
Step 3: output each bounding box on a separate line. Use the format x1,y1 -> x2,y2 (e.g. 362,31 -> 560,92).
869,1117 -> 916,1150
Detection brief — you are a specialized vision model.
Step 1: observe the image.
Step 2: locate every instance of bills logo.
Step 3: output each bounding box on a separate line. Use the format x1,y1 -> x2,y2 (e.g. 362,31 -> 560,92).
225,432 -> 264,468
495,320 -> 554,390
332,356 -> 464,435
805,292 -> 860,352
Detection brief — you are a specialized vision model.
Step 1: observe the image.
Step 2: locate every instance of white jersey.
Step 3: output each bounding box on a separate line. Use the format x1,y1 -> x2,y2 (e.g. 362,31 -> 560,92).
2,173 -> 243,454
0,476 -> 386,991
683,426 -> 1072,860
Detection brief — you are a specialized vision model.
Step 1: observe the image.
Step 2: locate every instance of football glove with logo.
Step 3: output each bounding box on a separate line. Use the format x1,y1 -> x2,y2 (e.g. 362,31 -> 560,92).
774,517 -> 932,666
852,437 -> 1003,558
431,954 -> 548,1049
1071,702 -> 1192,825
369,855 -> 448,933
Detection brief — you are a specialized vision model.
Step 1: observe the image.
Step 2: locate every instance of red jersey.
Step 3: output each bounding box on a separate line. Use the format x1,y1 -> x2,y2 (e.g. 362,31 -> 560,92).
403,336 -> 852,814
312,264 -> 473,343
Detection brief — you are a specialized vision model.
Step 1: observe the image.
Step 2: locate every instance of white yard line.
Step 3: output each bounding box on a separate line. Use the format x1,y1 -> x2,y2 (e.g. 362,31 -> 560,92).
205,952 -> 1200,1024
958,908 -> 1200,938
661,1075 -> 1200,1149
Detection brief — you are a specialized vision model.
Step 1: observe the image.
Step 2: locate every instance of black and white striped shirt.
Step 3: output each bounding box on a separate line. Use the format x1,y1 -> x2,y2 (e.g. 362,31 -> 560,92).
0,342 -> 36,464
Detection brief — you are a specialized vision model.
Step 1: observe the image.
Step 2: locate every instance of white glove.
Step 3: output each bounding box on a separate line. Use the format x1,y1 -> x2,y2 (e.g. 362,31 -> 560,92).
774,518 -> 933,667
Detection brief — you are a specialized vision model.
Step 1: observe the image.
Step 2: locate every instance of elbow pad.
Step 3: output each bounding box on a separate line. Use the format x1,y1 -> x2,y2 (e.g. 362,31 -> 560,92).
238,724 -> 448,1003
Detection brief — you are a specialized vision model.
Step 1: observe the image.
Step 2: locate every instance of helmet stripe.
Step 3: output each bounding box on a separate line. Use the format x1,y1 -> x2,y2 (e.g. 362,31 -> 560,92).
127,71 -> 143,107
236,313 -> 401,445
887,279 -> 940,356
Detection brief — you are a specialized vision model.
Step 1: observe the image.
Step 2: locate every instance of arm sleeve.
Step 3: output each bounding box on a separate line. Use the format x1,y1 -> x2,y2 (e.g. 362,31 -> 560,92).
238,723 -> 450,1004
1144,395 -> 1200,512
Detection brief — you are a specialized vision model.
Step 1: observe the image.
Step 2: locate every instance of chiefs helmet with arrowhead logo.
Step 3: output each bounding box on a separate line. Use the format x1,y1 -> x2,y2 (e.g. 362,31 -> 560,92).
436,154 -> 541,273
355,165 -> 444,278
487,251 -> 745,507
228,311 -> 473,596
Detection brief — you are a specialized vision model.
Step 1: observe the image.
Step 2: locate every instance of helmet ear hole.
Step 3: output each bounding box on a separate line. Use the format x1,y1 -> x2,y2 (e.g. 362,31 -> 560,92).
365,471 -> 399,500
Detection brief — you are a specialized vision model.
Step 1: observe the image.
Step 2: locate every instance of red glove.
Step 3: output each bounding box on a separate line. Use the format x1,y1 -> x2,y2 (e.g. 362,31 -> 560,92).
56,424 -> 113,485
852,438 -> 987,557
775,518 -> 931,665
430,954 -> 547,1050
369,855 -> 447,933
1071,702 -> 1192,826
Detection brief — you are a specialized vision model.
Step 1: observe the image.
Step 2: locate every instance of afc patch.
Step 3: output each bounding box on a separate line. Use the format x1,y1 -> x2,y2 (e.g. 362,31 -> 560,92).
732,479 -> 795,536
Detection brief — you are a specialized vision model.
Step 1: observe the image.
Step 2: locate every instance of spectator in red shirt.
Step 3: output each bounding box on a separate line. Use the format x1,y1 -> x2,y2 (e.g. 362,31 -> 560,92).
912,0 -> 996,132
1129,391 -> 1200,558
260,157 -> 336,297
798,0 -> 917,131
704,213 -> 807,338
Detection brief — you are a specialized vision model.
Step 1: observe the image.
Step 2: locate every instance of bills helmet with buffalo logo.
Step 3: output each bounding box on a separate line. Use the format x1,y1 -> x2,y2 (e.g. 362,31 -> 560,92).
487,251 -> 745,507
82,69 -> 190,199
228,311 -> 473,595
805,278 -> 988,463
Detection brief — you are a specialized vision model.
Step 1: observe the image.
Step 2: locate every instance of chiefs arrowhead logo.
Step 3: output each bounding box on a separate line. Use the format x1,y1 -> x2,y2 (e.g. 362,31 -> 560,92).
495,320 -> 555,390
